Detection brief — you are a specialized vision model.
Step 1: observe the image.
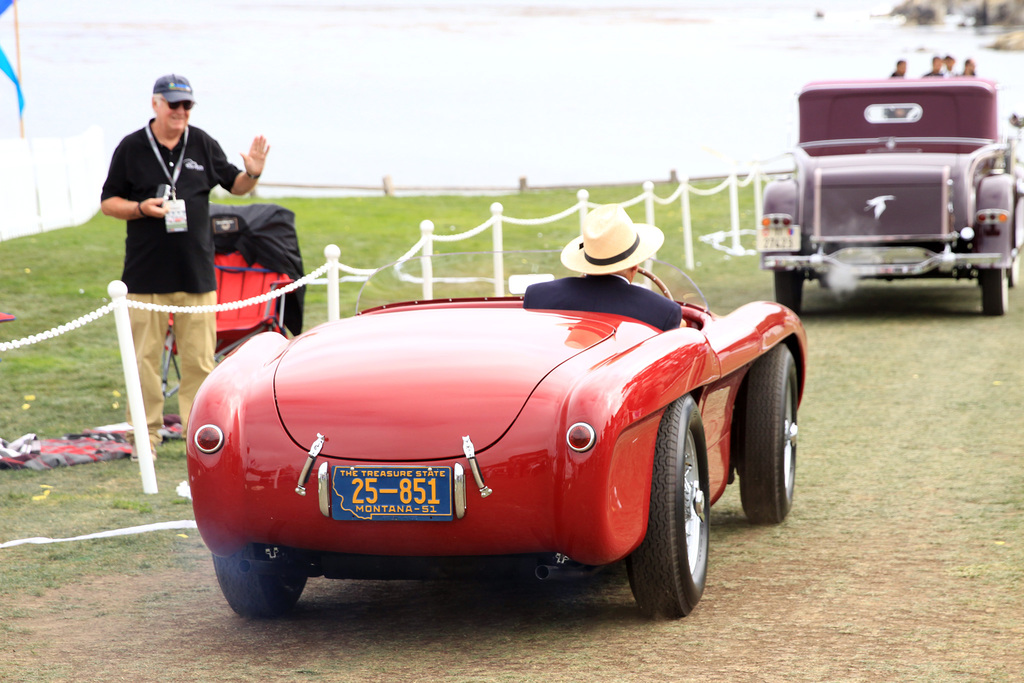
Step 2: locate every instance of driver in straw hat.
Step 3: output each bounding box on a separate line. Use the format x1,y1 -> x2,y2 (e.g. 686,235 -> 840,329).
523,204 -> 682,331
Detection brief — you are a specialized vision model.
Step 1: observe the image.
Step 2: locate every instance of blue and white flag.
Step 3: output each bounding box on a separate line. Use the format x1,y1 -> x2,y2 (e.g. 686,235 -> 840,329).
0,0 -> 24,117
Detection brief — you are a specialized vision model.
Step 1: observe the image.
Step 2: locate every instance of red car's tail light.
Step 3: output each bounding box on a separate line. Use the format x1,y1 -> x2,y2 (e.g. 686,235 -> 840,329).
566,423 -> 596,452
194,424 -> 225,454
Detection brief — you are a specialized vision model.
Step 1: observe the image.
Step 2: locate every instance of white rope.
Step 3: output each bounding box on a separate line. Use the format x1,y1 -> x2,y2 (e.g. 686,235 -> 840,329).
651,185 -> 685,205
501,202 -> 583,226
684,176 -> 733,196
616,194 -> 647,208
125,263 -> 330,315
0,303 -> 116,352
430,218 -> 496,243
0,520 -> 198,549
735,167 -> 760,188
699,228 -> 759,256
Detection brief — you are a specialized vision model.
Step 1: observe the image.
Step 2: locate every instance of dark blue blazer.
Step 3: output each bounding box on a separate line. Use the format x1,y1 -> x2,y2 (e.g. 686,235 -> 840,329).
523,275 -> 682,331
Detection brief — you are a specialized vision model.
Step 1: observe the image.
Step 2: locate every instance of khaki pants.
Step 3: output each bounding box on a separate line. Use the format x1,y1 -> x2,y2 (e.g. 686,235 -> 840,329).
127,291 -> 217,450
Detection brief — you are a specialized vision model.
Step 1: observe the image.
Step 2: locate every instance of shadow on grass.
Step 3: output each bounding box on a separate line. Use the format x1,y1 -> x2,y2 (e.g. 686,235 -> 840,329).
798,279 -> 996,320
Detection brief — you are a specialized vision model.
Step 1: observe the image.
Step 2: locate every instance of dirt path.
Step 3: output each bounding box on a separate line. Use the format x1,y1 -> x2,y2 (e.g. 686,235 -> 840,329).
4,481 -> 1021,683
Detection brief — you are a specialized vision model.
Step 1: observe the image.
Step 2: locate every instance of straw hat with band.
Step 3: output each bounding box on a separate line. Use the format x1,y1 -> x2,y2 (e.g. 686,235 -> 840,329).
561,204 -> 664,275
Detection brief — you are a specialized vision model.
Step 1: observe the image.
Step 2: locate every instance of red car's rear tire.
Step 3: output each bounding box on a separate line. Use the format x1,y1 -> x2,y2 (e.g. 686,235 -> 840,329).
739,344 -> 798,525
626,395 -> 709,619
213,549 -> 307,618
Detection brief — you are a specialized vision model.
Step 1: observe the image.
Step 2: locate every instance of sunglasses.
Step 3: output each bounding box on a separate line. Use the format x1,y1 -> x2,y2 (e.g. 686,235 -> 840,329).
166,100 -> 194,111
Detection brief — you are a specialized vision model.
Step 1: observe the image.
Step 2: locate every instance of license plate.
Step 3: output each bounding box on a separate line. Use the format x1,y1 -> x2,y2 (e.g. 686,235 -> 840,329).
757,225 -> 801,252
331,466 -> 453,521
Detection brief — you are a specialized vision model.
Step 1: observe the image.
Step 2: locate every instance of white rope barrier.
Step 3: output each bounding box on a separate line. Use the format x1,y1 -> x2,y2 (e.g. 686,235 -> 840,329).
1,162 -> 774,495
1,166 -> 772,349
0,303 -> 116,352
0,520 -> 198,549
124,263 -> 331,316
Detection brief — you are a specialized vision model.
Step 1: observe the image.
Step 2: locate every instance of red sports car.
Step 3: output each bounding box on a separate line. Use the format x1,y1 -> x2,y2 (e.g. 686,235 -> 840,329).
187,251 -> 807,619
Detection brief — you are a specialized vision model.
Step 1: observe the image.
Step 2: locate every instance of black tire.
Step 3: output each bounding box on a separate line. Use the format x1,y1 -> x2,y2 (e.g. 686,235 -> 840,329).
213,549 -> 307,618
773,271 -> 804,314
739,344 -> 798,525
980,268 -> 1008,316
626,395 -> 710,619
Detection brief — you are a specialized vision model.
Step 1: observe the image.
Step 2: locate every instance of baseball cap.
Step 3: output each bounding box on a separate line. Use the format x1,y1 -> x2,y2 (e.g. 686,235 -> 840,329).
153,74 -> 195,103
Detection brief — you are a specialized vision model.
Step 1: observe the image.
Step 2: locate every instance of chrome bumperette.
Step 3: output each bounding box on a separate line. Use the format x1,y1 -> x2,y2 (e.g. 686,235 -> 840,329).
461,435 -> 493,498
295,432 -> 325,496
317,461 -> 330,517
453,462 -> 467,519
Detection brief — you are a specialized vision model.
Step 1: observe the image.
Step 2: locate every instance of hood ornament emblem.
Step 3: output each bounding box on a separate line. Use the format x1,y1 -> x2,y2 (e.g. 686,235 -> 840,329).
864,195 -> 896,219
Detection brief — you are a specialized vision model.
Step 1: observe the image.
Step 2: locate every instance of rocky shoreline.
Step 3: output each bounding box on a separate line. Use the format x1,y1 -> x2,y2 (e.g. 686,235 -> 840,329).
891,0 -> 1024,25
890,1 -> 1024,49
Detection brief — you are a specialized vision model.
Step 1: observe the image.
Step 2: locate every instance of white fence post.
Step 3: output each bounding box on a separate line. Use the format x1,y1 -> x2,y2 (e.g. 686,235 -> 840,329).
490,202 -> 505,296
420,220 -> 434,300
643,180 -> 655,227
577,189 -> 589,230
753,165 -> 764,230
641,181 -> 656,288
680,175 -> 695,270
729,172 -> 742,254
324,244 -> 340,322
107,280 -> 158,495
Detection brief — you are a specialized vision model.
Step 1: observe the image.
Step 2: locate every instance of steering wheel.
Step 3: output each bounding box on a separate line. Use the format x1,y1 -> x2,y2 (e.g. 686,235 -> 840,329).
637,266 -> 673,300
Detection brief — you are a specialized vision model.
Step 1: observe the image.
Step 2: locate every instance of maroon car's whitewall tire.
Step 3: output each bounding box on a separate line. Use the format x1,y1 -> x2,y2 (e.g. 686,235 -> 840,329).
213,549 -> 307,618
626,395 -> 710,619
738,344 -> 798,525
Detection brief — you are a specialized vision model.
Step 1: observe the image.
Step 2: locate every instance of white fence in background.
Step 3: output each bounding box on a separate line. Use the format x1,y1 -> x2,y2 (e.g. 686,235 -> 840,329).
0,167 -> 771,492
0,126 -> 106,241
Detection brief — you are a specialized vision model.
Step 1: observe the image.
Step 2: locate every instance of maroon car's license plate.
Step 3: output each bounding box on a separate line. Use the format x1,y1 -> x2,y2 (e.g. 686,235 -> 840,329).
330,466 -> 453,521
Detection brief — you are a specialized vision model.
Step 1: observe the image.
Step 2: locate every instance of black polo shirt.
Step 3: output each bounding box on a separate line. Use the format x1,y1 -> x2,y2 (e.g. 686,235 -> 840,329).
101,121 -> 241,294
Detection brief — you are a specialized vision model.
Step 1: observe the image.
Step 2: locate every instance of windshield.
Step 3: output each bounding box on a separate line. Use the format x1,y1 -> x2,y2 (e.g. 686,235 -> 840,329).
356,249 -> 708,314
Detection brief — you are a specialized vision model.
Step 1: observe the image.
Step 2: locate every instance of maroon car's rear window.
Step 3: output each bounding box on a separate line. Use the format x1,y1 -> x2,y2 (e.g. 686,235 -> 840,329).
798,79 -> 998,148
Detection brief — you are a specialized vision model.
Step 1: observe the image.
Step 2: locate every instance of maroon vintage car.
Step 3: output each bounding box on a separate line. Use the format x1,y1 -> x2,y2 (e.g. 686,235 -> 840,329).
759,78 -> 1023,315
186,251 -> 807,619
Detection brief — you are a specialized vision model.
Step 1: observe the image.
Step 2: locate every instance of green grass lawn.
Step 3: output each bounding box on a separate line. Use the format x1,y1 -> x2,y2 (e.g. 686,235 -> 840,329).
2,183 -> 1022,681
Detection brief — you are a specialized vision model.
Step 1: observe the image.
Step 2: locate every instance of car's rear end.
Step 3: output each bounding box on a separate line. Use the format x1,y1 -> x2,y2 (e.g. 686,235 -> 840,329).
186,304 -> 715,585
759,78 -> 1019,314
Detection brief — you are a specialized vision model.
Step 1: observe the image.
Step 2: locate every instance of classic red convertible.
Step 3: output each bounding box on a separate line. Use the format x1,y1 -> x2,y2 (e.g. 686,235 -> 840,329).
187,251 -> 807,619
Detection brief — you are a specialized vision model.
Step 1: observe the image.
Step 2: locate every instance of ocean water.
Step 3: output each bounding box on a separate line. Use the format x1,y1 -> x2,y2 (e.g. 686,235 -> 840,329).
1,0 -> 1022,193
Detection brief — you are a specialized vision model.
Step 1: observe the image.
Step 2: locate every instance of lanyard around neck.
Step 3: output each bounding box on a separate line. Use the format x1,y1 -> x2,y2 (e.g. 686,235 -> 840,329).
144,123 -> 189,199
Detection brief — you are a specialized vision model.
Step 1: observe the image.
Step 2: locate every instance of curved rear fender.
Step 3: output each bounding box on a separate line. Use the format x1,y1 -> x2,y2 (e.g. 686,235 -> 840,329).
554,327 -> 717,564
975,174 -> 1015,266
763,178 -> 799,217
187,331 -> 288,556
707,302 -> 807,396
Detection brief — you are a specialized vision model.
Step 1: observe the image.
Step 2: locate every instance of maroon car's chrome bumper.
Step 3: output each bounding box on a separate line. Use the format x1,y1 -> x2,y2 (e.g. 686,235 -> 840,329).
763,245 -> 1003,276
